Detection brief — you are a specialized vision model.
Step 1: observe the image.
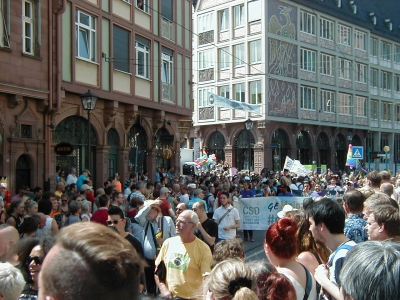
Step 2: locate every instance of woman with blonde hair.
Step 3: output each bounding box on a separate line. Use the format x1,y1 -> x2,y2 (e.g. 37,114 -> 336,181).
201,258 -> 258,300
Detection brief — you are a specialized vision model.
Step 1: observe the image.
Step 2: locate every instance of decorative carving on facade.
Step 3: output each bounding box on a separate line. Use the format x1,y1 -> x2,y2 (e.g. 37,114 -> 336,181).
199,68 -> 214,82
124,109 -> 137,131
268,79 -> 297,118
104,101 -> 118,129
199,107 -> 214,120
268,3 -> 297,39
198,30 -> 214,45
37,99 -> 49,112
8,94 -> 23,108
24,142 -> 30,153
269,39 -> 297,78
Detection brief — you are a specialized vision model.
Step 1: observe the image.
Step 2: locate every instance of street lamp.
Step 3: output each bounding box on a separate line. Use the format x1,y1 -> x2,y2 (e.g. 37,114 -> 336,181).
244,118 -> 253,172
80,90 -> 98,171
347,132 -> 353,143
383,145 -> 390,170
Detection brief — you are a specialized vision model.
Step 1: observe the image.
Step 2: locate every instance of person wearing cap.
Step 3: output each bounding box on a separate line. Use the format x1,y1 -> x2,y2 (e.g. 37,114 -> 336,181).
76,169 -> 90,191
187,188 -> 208,213
187,183 -> 196,200
159,187 -> 176,219
134,199 -> 176,296
11,186 -> 28,203
277,205 -> 297,219
79,184 -> 92,201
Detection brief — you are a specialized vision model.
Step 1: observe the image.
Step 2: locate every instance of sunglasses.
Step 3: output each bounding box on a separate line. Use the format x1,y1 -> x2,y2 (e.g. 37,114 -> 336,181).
107,219 -> 123,225
27,256 -> 43,265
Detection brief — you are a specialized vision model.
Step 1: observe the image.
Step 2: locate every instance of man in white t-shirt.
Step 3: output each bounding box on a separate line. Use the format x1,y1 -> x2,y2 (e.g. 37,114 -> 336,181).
212,191 -> 240,242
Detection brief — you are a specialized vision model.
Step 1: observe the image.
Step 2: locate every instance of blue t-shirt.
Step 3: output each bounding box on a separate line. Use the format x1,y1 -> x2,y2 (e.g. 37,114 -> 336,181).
240,189 -> 254,198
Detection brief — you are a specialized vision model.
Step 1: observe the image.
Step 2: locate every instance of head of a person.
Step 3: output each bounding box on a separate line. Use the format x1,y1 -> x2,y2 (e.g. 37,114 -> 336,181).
25,200 -> 38,216
366,171 -> 382,188
56,182 -> 65,191
33,187 -> 43,196
136,181 -> 146,193
81,200 -> 92,215
129,197 -> 143,209
363,193 -> 391,218
0,225 -> 19,263
6,200 -> 24,217
98,195 -> 110,208
159,187 -> 170,199
339,241 -> 400,300
18,217 -> 39,236
111,192 -> 124,205
192,201 -> 206,218
175,210 -> 198,237
34,213 -> 47,229
264,217 -> 297,260
202,258 -> 257,300
38,222 -> 144,300
211,239 -> 245,269
0,262 -> 25,300
248,260 -> 296,300
220,191 -> 230,206
314,183 -> 322,192
38,198 -> 52,216
18,186 -> 28,196
307,198 -> 345,240
68,200 -> 80,215
342,190 -> 365,214
379,170 -> 391,183
145,202 -> 161,222
366,204 -> 400,240
107,206 -> 126,235
176,202 -> 188,216
380,182 -> 394,197
194,188 -> 205,199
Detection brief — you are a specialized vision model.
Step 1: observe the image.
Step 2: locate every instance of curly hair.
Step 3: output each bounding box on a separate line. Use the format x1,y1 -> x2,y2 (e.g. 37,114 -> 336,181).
211,239 -> 245,269
265,217 -> 297,259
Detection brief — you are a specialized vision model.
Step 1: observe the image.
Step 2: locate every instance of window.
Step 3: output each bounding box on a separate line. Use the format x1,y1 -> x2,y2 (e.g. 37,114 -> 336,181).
381,42 -> 391,61
219,47 -> 230,69
395,46 -> 400,64
395,74 -> 400,92
371,100 -> 378,119
320,53 -> 333,76
113,25 -> 130,73
300,49 -> 316,72
135,0 -> 149,14
355,63 -> 367,83
161,47 -> 173,84
396,105 -> 400,122
338,24 -> 351,46
198,49 -> 214,70
75,10 -> 96,62
22,0 -> 34,54
234,43 -> 245,67
198,12 -> 214,33
249,40 -> 261,63
320,18 -> 334,40
370,38 -> 378,57
198,87 -> 215,107
339,58 -> 351,80
0,0 -> 10,47
219,85 -> 230,99
321,90 -> 335,112
234,5 -> 244,27
248,0 -> 261,23
382,102 -> 392,121
354,30 -> 366,51
219,9 -> 229,31
250,81 -> 261,104
370,68 -> 379,87
355,96 -> 367,117
234,83 -> 245,102
135,36 -> 150,78
300,86 -> 316,110
300,11 -> 316,35
380,71 -> 392,90
338,93 -> 351,115
161,0 -> 173,21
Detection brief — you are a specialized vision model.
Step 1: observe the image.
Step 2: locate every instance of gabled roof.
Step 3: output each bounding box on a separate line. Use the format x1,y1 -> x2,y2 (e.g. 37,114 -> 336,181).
291,0 -> 400,42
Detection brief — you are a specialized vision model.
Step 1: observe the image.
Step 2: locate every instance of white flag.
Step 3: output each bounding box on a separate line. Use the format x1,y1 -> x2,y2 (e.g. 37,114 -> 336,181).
289,160 -> 308,176
283,156 -> 294,171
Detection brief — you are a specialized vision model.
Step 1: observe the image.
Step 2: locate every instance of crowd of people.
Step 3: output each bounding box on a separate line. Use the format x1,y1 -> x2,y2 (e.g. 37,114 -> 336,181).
0,166 -> 399,299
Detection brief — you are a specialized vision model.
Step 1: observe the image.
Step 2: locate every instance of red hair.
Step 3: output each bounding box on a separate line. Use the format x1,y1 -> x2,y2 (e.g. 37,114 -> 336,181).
265,217 -> 297,259
257,273 -> 296,300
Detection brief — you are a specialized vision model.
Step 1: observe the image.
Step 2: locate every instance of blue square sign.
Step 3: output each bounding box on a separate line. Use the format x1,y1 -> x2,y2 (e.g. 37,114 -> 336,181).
352,146 -> 364,159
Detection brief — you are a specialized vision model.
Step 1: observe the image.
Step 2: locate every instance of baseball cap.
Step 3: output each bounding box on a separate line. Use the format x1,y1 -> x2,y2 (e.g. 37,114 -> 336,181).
145,200 -> 161,212
194,188 -> 204,195
80,184 -> 92,192
187,183 -> 196,189
277,205 -> 297,218
160,187 -> 170,194
82,169 -> 91,175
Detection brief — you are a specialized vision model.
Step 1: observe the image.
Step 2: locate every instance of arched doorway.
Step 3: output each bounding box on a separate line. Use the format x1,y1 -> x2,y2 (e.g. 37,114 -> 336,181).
234,130 -> 255,171
271,129 -> 290,171
128,125 -> 148,175
54,116 -> 98,182
107,129 -> 120,179
207,131 -> 226,163
334,133 -> 346,172
317,132 -> 330,166
296,131 -> 311,164
154,127 -> 173,170
16,155 -> 31,193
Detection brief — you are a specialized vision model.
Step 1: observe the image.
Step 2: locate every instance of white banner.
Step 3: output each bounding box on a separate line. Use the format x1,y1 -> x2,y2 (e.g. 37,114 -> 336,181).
289,160 -> 309,176
283,156 -> 294,171
208,93 -> 261,114
235,197 -> 306,230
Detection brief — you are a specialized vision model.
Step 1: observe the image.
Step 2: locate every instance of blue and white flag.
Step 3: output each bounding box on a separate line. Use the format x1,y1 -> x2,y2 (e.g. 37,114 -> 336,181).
208,93 -> 261,114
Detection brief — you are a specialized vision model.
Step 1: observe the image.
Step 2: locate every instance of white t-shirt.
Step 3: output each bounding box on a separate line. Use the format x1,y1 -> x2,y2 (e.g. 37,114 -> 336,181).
213,204 -> 240,240
328,240 -> 356,284
281,271 -> 317,300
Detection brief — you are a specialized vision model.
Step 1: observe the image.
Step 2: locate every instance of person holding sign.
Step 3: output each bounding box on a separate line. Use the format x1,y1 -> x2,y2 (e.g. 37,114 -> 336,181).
239,182 -> 255,242
213,192 -> 240,243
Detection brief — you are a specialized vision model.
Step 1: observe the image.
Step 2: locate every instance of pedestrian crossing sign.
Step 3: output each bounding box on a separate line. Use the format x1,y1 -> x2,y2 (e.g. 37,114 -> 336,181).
352,146 -> 363,159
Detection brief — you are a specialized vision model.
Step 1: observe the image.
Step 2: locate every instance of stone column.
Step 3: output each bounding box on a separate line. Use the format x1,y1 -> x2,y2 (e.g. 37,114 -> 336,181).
95,145 -> 111,189
146,149 -> 157,183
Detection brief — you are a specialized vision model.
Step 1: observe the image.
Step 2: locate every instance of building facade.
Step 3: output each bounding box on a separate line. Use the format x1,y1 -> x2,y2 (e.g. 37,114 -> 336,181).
0,0 -> 193,192
192,0 -> 400,174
